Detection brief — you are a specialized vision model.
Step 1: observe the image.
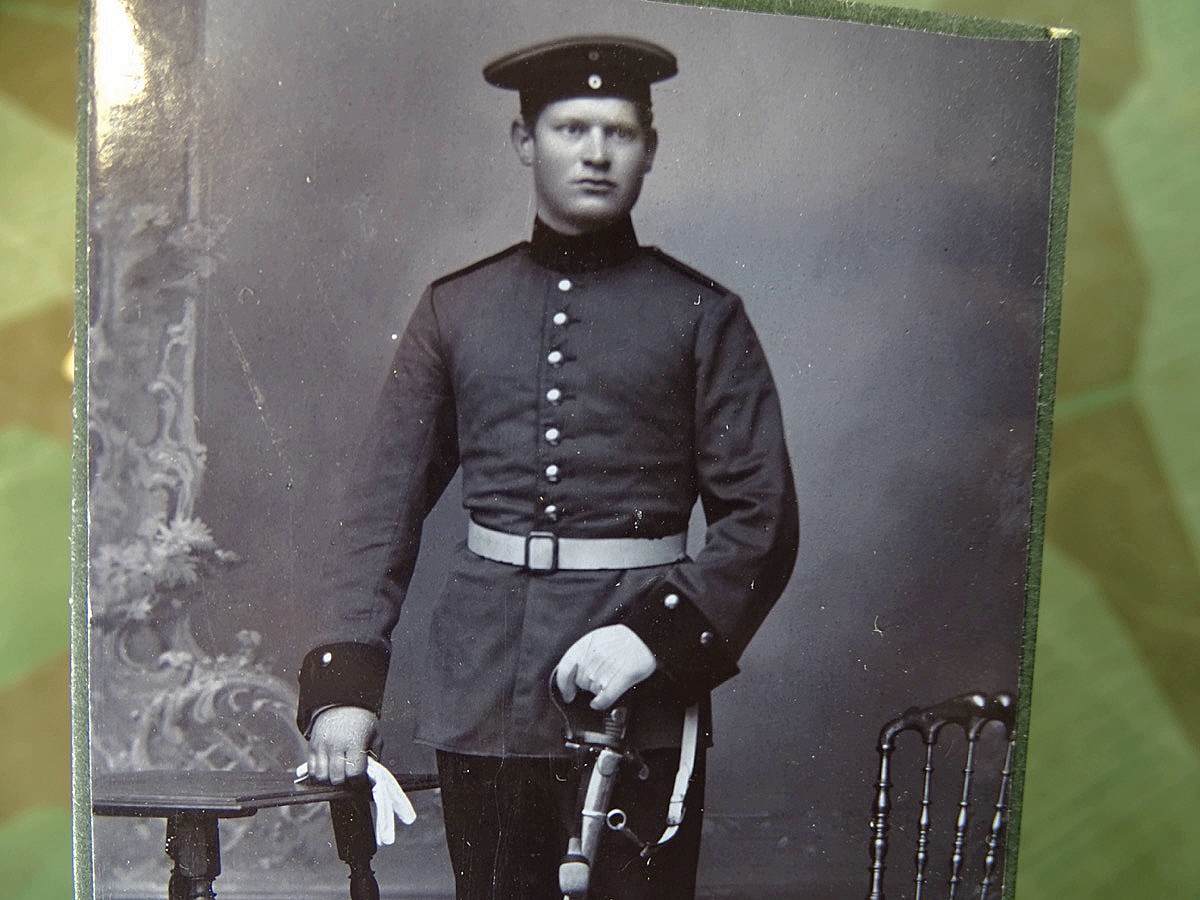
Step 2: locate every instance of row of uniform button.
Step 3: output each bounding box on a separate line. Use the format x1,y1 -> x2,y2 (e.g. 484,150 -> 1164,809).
541,277 -> 576,522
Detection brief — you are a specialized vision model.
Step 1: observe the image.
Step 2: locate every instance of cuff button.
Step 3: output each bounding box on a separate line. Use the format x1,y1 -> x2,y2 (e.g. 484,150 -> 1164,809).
699,631 -> 714,647
663,593 -> 680,609
320,651 -> 333,666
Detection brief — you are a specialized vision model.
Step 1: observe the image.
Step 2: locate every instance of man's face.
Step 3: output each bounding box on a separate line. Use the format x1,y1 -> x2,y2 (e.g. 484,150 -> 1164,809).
512,96 -> 657,235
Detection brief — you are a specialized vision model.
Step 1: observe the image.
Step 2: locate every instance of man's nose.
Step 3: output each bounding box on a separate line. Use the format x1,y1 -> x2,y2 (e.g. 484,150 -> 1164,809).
581,127 -> 611,166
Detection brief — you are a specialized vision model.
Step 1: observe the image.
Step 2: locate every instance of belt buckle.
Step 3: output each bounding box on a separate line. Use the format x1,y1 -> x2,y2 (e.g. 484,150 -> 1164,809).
525,531 -> 558,573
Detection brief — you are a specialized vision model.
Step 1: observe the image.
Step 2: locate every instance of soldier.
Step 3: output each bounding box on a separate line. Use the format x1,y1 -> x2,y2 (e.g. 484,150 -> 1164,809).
297,35 -> 799,899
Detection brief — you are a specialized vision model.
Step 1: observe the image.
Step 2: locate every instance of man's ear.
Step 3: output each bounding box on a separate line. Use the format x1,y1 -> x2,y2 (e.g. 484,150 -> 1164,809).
511,118 -> 535,167
642,128 -> 658,174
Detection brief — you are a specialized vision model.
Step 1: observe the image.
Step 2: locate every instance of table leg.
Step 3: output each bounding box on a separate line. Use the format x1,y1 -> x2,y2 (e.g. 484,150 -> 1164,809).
330,787 -> 380,900
164,811 -> 220,900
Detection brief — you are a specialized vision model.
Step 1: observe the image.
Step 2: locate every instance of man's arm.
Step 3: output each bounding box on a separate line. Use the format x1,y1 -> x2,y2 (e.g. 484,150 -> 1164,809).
298,285 -> 459,755
618,293 -> 799,704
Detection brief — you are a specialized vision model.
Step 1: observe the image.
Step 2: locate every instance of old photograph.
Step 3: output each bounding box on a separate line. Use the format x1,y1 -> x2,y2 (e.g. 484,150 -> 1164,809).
84,0 -> 1073,897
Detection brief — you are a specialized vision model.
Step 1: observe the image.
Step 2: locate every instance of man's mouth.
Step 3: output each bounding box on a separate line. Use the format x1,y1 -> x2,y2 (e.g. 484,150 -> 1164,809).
576,178 -> 616,191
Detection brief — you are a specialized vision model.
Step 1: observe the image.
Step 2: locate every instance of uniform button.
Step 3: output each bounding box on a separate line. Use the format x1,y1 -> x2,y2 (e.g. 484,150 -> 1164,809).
558,278 -> 572,292
546,387 -> 563,404
320,651 -> 333,666
545,464 -> 560,482
543,504 -> 559,520
547,349 -> 564,366
699,631 -> 714,647
544,427 -> 561,445
553,311 -> 569,326
663,593 -> 680,610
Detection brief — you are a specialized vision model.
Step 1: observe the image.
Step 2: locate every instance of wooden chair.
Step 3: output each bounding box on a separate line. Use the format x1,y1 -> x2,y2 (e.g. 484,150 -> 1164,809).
867,691 -> 1017,900
93,769 -> 440,900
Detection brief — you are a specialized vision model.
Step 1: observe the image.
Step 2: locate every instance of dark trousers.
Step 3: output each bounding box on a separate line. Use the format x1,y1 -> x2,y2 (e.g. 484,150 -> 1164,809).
436,747 -> 706,900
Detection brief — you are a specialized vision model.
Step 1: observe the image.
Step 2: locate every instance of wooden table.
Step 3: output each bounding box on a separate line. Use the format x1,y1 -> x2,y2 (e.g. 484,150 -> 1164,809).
93,769 -> 440,900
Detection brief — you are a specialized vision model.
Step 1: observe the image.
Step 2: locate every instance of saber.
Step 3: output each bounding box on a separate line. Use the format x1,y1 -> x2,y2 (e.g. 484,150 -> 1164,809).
550,679 -> 699,898
559,705 -> 629,899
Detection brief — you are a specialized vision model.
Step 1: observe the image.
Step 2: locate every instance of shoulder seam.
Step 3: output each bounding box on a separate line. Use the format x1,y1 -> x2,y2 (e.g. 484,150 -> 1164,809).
431,243 -> 526,288
645,246 -> 732,296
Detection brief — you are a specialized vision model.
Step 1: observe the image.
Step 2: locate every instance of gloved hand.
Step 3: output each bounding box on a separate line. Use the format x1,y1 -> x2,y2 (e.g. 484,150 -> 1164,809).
554,624 -> 658,710
294,756 -> 416,847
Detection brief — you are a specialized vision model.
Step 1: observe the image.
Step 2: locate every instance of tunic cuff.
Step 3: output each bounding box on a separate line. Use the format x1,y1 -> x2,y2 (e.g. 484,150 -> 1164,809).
622,584 -> 739,703
296,642 -> 390,736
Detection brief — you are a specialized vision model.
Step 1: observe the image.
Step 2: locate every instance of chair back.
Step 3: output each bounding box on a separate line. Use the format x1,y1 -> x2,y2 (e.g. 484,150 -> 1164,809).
867,691 -> 1016,900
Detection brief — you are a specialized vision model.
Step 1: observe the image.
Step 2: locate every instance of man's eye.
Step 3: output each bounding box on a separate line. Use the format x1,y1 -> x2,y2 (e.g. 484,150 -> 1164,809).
560,123 -> 586,136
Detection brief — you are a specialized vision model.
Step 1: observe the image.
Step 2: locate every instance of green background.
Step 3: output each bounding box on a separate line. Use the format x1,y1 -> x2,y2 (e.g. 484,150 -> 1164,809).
1,0 -> 1196,896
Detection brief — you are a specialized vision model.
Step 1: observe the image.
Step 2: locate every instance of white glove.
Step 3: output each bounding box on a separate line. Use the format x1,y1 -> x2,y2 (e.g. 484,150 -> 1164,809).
366,756 -> 417,846
554,624 -> 658,710
294,757 -> 417,846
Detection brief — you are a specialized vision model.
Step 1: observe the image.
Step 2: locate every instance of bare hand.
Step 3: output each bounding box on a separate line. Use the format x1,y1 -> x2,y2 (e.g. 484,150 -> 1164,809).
307,706 -> 378,785
554,625 -> 657,711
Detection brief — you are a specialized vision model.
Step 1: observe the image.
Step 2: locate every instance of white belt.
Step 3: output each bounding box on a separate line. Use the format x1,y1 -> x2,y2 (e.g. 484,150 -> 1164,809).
467,521 -> 686,572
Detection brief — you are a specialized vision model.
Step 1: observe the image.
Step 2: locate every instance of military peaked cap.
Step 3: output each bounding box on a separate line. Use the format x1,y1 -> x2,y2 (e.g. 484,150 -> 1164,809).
483,35 -> 677,116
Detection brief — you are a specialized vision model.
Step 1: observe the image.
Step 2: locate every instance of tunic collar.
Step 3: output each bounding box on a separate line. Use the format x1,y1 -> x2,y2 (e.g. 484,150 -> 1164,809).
528,217 -> 640,273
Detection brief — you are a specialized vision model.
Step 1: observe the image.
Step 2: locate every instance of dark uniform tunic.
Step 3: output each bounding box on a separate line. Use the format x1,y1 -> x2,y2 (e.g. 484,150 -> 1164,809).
298,217 -> 799,757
